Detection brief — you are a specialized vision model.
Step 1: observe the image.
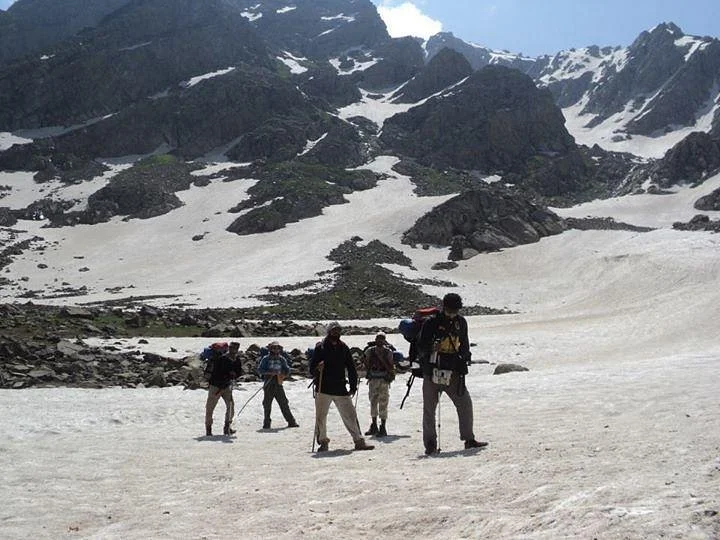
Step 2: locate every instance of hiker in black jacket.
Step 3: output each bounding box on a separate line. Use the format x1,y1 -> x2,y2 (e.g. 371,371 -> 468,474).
417,294 -> 488,454
309,322 -> 374,452
205,342 -> 243,436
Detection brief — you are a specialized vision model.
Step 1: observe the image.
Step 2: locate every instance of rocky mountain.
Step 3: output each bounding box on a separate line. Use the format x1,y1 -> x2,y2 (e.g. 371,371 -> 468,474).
0,0 -> 133,65
425,32 -> 536,73
1,0 -> 719,309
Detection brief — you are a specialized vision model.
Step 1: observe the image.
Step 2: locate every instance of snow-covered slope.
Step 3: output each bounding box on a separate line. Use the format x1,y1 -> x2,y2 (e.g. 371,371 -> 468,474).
2,180 -> 719,537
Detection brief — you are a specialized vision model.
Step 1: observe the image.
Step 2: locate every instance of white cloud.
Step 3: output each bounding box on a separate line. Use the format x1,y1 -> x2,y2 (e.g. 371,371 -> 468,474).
377,2 -> 443,40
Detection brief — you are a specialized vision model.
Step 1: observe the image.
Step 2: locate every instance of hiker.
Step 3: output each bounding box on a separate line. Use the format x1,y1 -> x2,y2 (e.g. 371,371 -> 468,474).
205,341 -> 243,436
257,341 -> 299,429
417,293 -> 487,454
310,322 -> 374,452
363,333 -> 395,437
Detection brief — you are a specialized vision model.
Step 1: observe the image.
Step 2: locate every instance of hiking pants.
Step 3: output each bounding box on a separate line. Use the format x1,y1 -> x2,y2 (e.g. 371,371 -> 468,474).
367,378 -> 390,420
206,384 -> 234,428
422,373 -> 474,449
314,392 -> 363,444
263,377 -> 296,424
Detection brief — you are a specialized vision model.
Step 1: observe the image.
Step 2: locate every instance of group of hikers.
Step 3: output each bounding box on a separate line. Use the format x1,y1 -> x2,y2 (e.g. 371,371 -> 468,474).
203,293 -> 488,454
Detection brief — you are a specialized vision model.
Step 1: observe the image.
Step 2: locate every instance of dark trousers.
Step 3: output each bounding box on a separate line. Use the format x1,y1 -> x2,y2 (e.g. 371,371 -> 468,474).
422,372 -> 474,449
263,377 -> 296,424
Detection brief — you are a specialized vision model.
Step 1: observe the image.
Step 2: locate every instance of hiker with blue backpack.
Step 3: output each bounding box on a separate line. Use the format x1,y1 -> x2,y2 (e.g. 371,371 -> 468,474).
416,293 -> 488,454
257,341 -> 299,430
203,342 -> 243,436
310,322 -> 374,452
363,333 -> 395,437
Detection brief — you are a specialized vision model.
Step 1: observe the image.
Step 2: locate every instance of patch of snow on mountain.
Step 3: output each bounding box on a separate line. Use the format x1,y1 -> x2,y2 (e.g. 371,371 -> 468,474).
13,114 -> 117,141
277,53 -> 308,74
674,35 -> 710,61
276,6 -> 296,14
329,57 -> 379,75
241,10 -> 262,22
562,97 -> 720,159
321,14 -> 355,22
298,133 -> 328,156
0,156 -> 450,307
0,132 -> 33,151
317,28 -> 336,37
39,54 -> 54,60
554,171 -> 720,229
181,67 -> 236,89
119,41 -> 152,52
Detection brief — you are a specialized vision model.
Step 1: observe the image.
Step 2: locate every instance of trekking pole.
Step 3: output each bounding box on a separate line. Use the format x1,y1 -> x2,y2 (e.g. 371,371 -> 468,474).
312,364 -> 324,452
400,374 -> 415,409
236,378 -> 270,418
437,391 -> 442,453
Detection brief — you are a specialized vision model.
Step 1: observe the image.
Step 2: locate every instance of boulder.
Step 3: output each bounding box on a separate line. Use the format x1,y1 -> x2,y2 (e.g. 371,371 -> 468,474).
493,364 -> 530,375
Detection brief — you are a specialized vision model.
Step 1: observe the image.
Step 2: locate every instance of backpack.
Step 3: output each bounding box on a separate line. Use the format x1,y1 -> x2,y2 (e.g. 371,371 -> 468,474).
200,342 -> 228,381
398,307 -> 440,377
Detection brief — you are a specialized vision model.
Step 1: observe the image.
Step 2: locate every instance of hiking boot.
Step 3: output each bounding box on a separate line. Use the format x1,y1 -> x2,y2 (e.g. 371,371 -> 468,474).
223,422 -> 236,436
377,421 -> 387,438
364,421 -> 378,436
205,425 -> 212,437
354,439 -> 375,451
424,440 -> 437,455
262,419 -> 271,430
317,441 -> 329,452
287,421 -> 299,428
464,439 -> 489,449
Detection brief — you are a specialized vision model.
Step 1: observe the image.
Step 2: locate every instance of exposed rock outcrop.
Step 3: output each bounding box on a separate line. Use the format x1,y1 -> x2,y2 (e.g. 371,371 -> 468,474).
402,187 -> 565,258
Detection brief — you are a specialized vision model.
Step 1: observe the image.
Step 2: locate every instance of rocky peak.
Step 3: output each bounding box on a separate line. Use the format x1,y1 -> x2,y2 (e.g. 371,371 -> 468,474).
380,65 -> 575,171
390,47 -> 472,103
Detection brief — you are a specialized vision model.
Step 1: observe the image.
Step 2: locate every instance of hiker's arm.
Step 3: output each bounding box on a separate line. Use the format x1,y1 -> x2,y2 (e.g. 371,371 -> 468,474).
345,347 -> 358,394
281,356 -> 291,376
459,318 -> 471,363
257,355 -> 269,375
309,345 -> 322,376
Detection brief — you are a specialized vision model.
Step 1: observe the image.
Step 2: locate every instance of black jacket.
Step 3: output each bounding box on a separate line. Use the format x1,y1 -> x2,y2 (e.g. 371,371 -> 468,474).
208,354 -> 243,389
310,337 -> 358,396
417,313 -> 471,376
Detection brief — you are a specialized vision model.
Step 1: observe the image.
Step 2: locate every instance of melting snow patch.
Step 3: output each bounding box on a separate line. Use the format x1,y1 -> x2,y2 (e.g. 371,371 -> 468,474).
321,14 -> 355,22
298,133 -> 328,156
278,54 -> 308,75
317,28 -> 336,37
277,6 -> 296,14
181,67 -> 236,89
119,41 -> 152,52
241,10 -> 262,22
0,132 -> 33,151
39,54 -> 55,61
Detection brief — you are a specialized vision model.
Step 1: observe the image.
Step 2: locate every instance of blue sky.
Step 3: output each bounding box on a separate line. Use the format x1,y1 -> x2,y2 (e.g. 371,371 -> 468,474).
2,0 -> 719,56
373,0 -> 720,56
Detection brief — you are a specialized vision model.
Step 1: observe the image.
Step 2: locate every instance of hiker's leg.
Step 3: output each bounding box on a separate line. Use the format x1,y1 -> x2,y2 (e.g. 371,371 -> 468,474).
334,395 -> 364,442
368,379 -> 380,418
446,373 -> 475,441
378,380 -> 390,421
422,377 -> 440,449
262,381 -> 274,423
314,393 -> 332,443
221,386 -> 235,425
205,386 -> 221,429
275,384 -> 295,424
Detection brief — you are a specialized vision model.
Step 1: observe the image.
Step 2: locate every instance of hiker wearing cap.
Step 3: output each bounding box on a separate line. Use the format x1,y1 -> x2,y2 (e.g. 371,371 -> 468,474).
309,322 -> 374,452
205,341 -> 244,436
363,334 -> 395,437
257,341 -> 298,429
417,293 -> 488,454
